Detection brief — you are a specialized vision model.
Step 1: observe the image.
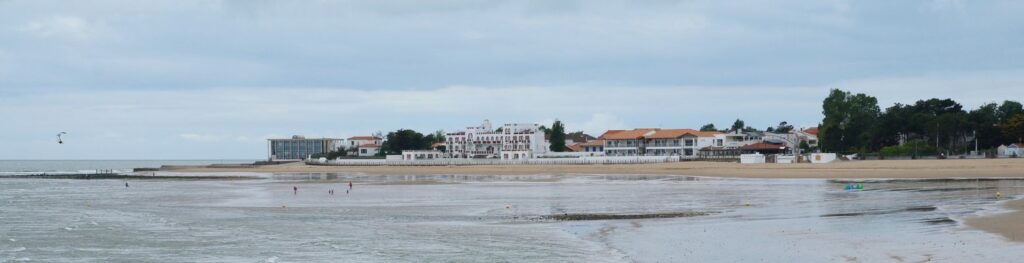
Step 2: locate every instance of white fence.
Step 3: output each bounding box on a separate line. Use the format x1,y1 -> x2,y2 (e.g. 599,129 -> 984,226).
308,156 -> 681,166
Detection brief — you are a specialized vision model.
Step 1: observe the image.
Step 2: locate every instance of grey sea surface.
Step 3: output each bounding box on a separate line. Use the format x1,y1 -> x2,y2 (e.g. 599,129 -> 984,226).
0,160 -> 256,175
2,173 -> 1023,262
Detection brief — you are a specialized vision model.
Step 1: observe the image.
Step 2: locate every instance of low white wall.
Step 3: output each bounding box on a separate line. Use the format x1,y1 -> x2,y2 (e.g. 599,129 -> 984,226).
776,155 -> 795,164
537,152 -> 606,158
310,155 -> 679,166
809,153 -> 837,163
740,154 -> 765,164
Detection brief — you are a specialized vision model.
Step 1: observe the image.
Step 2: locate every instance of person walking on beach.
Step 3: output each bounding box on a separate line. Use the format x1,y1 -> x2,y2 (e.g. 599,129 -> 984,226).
348,181 -> 353,190
125,181 -> 129,188
293,186 -> 298,195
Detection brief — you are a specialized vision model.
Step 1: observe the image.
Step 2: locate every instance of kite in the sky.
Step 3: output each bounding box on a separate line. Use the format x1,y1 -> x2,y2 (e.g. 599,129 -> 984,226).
57,132 -> 67,144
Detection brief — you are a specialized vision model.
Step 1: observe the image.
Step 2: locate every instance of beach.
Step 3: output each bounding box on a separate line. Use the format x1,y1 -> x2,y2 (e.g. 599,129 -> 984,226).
966,199 -> 1024,242
167,158 -> 1024,179
159,158 -> 1024,248
3,174 -> 1024,262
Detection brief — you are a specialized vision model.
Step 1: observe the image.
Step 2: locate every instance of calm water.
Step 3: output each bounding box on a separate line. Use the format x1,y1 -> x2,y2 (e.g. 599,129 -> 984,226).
1,173 -> 1023,262
0,160 -> 256,174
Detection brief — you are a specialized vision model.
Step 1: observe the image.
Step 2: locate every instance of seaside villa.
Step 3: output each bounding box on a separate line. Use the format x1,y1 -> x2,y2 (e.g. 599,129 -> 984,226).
602,129 -> 722,158
347,136 -> 382,149
445,120 -> 550,159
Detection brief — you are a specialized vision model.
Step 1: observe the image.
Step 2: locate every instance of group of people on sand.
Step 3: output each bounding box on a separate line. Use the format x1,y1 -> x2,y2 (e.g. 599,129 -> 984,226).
293,181 -> 353,196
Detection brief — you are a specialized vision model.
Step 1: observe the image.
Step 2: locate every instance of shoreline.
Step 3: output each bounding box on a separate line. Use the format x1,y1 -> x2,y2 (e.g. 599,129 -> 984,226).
165,158 -> 1024,179
966,199 -> 1024,243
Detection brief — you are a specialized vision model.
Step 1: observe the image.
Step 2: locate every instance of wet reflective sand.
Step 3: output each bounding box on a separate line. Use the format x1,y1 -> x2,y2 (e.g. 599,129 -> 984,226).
1,174 -> 1022,262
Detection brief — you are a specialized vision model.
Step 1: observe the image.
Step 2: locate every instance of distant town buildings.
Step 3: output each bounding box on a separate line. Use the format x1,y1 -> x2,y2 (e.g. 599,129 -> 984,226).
445,120 -> 549,159
266,119 -> 822,162
601,129 -> 722,157
267,135 -> 343,161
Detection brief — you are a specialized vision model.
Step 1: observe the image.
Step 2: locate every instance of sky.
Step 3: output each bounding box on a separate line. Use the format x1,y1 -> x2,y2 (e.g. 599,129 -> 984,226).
2,0 -> 1023,159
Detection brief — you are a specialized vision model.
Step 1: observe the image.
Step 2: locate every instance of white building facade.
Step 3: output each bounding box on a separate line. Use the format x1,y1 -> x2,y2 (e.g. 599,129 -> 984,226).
602,129 -> 721,158
445,120 -> 550,159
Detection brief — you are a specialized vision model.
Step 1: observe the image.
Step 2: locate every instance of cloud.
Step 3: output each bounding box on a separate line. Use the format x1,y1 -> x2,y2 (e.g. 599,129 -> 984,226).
567,113 -> 627,135
16,15 -> 114,42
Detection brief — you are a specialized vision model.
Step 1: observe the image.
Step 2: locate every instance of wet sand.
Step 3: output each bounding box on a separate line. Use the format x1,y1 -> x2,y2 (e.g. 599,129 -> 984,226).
168,158 -> 1024,179
164,158 -> 1024,247
966,199 -> 1024,242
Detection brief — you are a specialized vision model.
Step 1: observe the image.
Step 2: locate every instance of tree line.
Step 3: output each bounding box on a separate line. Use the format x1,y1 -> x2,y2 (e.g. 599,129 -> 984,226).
819,89 -> 1024,155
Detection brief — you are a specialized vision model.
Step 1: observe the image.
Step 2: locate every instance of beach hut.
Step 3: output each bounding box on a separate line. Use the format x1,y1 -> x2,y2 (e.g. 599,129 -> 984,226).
998,144 -> 1023,157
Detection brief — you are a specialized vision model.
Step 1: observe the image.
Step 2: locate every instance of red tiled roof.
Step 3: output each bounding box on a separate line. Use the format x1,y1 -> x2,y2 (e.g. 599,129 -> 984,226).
802,128 -> 819,136
739,142 -> 787,151
602,129 -> 658,140
601,128 -> 722,140
580,139 -> 605,147
566,144 -> 582,152
349,136 -> 381,140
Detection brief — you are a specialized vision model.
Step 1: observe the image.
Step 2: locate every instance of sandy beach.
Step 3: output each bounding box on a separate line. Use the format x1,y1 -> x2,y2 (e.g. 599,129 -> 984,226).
967,199 -> 1024,242
167,158 -> 1024,179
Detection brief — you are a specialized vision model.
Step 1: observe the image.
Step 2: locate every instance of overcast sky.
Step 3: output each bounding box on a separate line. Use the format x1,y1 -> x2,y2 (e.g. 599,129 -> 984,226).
2,0 -> 1023,159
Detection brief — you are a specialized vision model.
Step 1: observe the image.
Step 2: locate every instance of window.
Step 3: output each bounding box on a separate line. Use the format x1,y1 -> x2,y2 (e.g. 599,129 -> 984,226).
685,149 -> 694,155
360,149 -> 367,154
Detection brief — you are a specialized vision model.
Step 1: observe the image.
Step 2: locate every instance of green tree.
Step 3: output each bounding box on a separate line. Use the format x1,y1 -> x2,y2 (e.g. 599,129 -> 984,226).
537,125 -> 550,137
380,129 -> 429,155
549,120 -> 567,152
969,103 -> 1001,148
997,100 -> 1024,122
699,123 -> 717,132
819,89 -> 881,153
774,121 -> 794,133
1003,114 -> 1024,144
799,141 -> 811,152
730,119 -> 745,132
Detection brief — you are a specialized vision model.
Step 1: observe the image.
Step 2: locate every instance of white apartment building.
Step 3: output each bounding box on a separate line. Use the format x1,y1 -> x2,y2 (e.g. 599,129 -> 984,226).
602,129 -> 722,157
445,120 -> 549,159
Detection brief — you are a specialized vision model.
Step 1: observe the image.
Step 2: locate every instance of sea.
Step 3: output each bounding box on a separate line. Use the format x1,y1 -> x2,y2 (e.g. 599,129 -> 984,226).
1,161 -> 1023,262
0,160 -> 256,175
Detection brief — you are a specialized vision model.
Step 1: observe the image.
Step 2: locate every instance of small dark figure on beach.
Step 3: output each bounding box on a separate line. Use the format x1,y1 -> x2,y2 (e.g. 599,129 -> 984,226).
349,181 -> 353,190
329,189 -> 334,195
293,186 -> 298,195
346,189 -> 349,194
125,182 -> 129,188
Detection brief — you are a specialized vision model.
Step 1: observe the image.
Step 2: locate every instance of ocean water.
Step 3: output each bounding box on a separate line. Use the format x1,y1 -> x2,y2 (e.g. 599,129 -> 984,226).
1,173 -> 1022,262
0,160 -> 256,175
